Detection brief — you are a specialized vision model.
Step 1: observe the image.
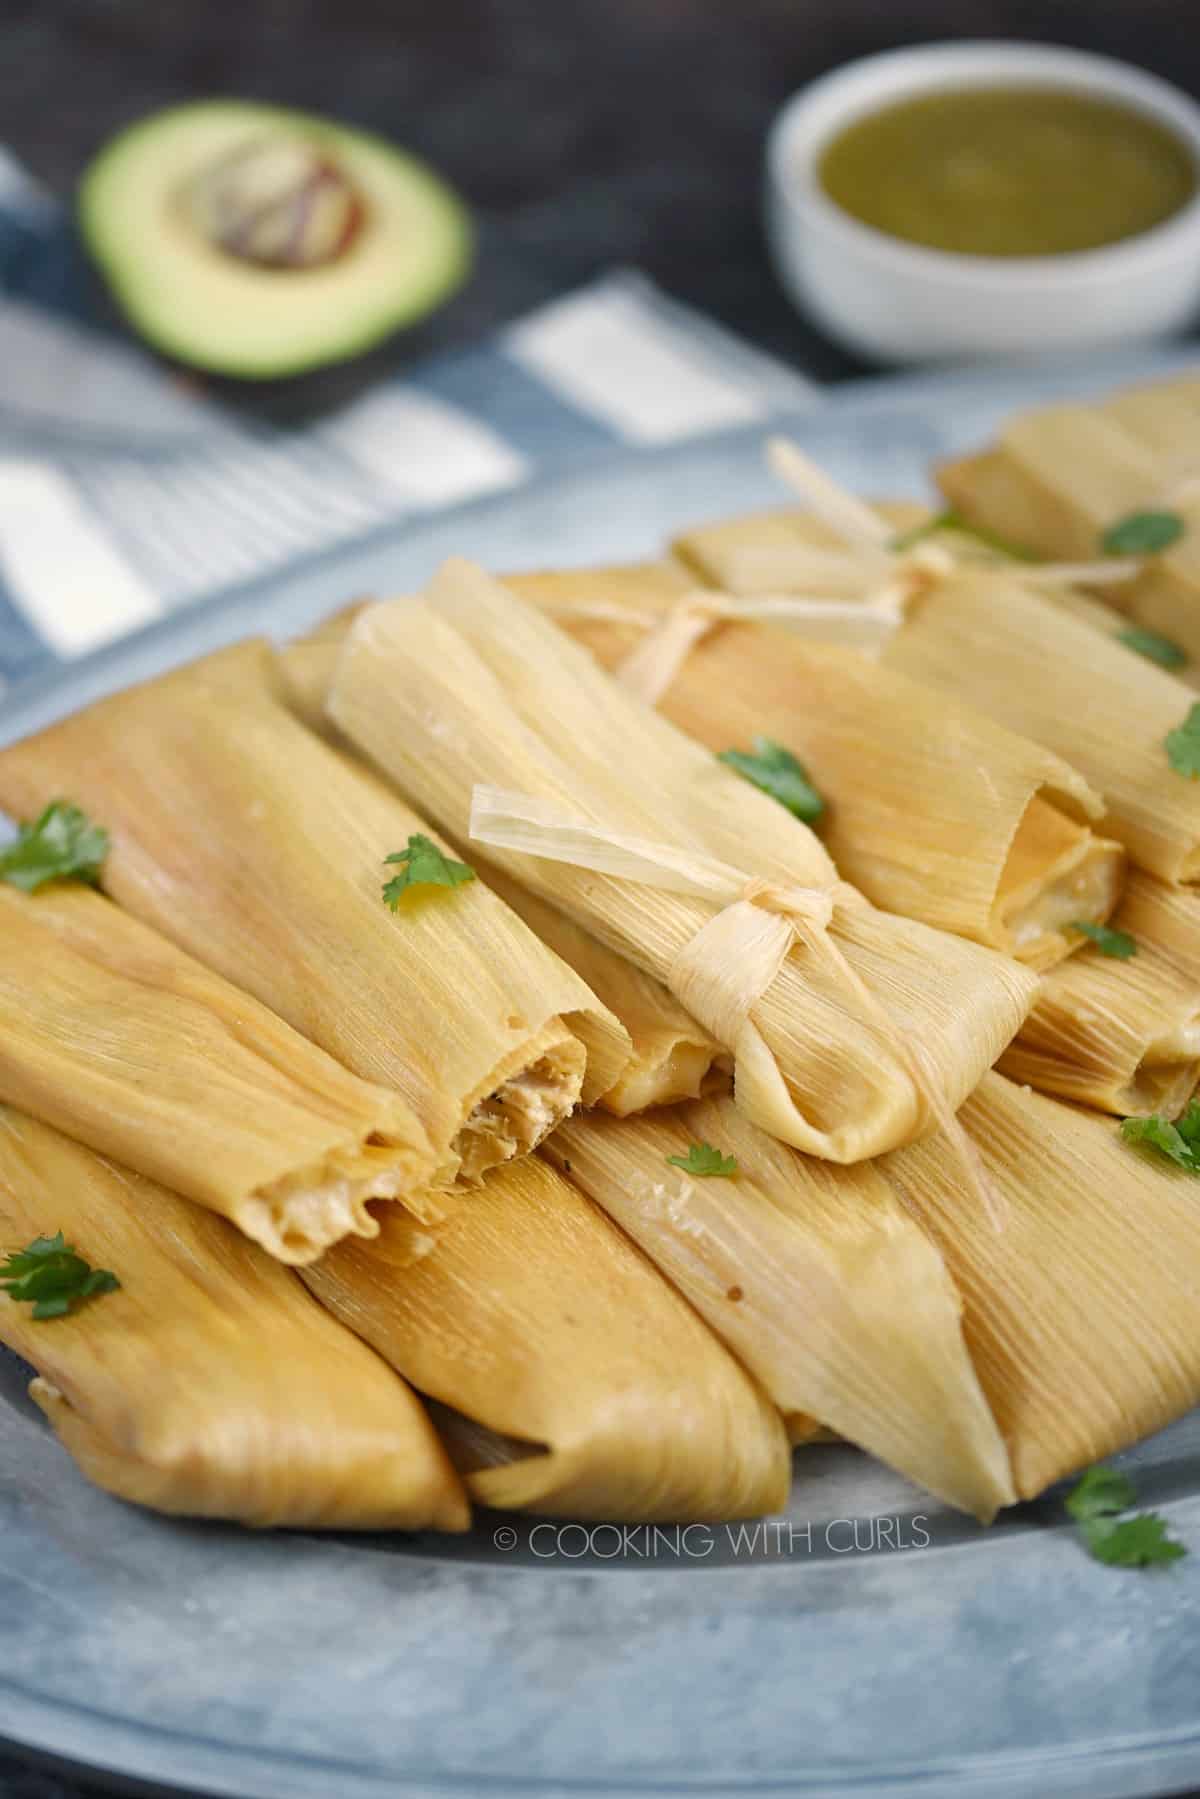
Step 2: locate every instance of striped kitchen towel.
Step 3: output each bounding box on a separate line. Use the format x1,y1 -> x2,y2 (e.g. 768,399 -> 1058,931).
0,147 -> 820,699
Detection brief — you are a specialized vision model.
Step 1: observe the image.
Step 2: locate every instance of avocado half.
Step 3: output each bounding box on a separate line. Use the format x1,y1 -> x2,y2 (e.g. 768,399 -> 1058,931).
79,100 -> 472,378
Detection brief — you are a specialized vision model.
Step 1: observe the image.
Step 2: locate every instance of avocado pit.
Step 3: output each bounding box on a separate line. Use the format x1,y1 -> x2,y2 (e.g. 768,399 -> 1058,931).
183,135 -> 366,270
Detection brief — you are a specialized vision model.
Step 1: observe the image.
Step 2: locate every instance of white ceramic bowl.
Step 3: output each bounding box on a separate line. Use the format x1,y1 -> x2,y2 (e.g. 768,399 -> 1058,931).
766,41 -> 1200,364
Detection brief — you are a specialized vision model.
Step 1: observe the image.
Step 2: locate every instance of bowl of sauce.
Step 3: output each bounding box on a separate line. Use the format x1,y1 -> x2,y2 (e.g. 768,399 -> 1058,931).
766,43 -> 1200,363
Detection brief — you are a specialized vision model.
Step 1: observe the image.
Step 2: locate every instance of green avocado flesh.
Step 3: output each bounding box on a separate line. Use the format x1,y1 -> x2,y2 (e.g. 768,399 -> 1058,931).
79,101 -> 472,378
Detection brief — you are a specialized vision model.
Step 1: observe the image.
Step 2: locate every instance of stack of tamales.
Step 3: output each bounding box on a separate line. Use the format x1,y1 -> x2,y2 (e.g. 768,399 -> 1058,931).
7,366 -> 1200,1537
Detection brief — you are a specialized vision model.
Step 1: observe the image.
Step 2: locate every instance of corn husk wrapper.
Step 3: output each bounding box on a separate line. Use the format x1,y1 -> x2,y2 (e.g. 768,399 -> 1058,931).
883,1073 -> 1200,1499
880,567 -> 1200,885
938,377 -> 1200,663
0,883 -> 433,1264
0,1107 -> 468,1531
0,643 -> 630,1216
328,561 -> 1037,1163
998,870 -> 1200,1115
277,600 -> 368,732
301,1152 -> 790,1521
508,564 -> 1125,970
543,1096 -> 1014,1520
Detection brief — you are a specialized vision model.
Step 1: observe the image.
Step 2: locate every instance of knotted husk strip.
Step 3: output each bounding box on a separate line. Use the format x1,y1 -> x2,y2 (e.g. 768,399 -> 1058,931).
544,1095 -> 1015,1521
0,642 -> 630,1217
506,563 -> 1125,970
0,1106 -> 468,1531
938,376 -> 1200,662
0,883 -> 432,1264
301,1153 -> 790,1522
328,563 -> 1036,1162
882,1073 -> 1200,1500
998,869 -> 1200,1115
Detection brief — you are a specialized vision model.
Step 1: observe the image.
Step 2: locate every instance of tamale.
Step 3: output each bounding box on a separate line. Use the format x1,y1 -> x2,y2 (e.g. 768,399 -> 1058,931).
881,566 -> 1200,884
883,1073 -> 1200,1499
508,563 -> 1125,969
328,560 -> 1037,1162
278,609 -> 728,1115
0,883 -> 431,1263
998,869 -> 1200,1115
0,1106 -> 467,1531
543,1095 -> 1014,1520
938,377 -> 1200,659
0,643 -> 630,1214
301,1153 -> 790,1521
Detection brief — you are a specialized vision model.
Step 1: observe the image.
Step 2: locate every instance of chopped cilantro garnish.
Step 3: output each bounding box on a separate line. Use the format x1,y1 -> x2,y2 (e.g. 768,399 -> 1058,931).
1069,920 -> 1136,959
666,1142 -> 738,1178
382,834 -> 475,908
0,801 -> 109,893
0,1232 -> 120,1321
718,738 -> 823,824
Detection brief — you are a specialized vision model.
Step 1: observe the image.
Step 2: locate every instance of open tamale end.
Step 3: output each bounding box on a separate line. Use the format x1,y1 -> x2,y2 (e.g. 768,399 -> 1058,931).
0,882 -> 431,1264
0,640 -> 629,1207
998,869 -> 1200,1115
0,1108 -> 468,1532
301,1153 -> 792,1522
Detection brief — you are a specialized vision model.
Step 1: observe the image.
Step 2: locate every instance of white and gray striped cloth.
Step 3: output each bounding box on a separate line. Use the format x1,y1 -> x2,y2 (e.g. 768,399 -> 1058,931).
0,146 -> 820,700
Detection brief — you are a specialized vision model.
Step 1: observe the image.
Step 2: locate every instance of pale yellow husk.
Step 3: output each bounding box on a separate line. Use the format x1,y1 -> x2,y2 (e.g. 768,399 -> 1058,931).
327,561 -> 1036,1162
938,374 -> 1200,663
0,1106 -> 468,1531
0,883 -> 433,1264
279,607 -> 727,1117
882,567 -> 1200,885
883,1073 -> 1200,1500
998,870 -> 1200,1115
301,1152 -> 790,1521
507,563 -> 1125,969
543,1095 -> 1014,1520
0,643 -> 630,1217
277,600 -> 368,731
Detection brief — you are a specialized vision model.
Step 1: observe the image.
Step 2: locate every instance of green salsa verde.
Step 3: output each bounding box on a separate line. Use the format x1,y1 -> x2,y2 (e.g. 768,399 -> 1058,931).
817,87 -> 1198,257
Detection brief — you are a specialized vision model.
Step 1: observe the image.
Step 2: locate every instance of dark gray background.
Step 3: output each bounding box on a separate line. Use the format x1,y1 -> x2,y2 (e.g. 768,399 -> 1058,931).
1,0 -> 1197,1793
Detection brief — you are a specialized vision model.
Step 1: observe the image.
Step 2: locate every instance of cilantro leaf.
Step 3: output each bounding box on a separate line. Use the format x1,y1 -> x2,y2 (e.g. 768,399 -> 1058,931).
666,1142 -> 739,1178
382,834 -> 476,908
0,801 -> 109,893
1065,1464 -> 1138,1522
1166,703 -> 1200,779
1082,1514 -> 1188,1568
1065,1465 -> 1188,1568
0,1232 -> 120,1321
718,738 -> 824,824
1118,626 -> 1188,671
1101,510 -> 1185,557
1120,1104 -> 1200,1173
1069,920 -> 1136,959
890,508 -> 1038,561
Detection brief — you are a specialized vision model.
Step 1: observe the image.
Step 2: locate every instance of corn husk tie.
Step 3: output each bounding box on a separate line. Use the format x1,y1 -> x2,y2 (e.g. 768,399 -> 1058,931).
470,785 -> 1002,1225
595,437 -> 1144,706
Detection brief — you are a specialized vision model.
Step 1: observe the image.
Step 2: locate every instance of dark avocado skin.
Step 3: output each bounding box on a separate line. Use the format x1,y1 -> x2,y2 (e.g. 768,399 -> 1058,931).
78,101 -> 472,380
